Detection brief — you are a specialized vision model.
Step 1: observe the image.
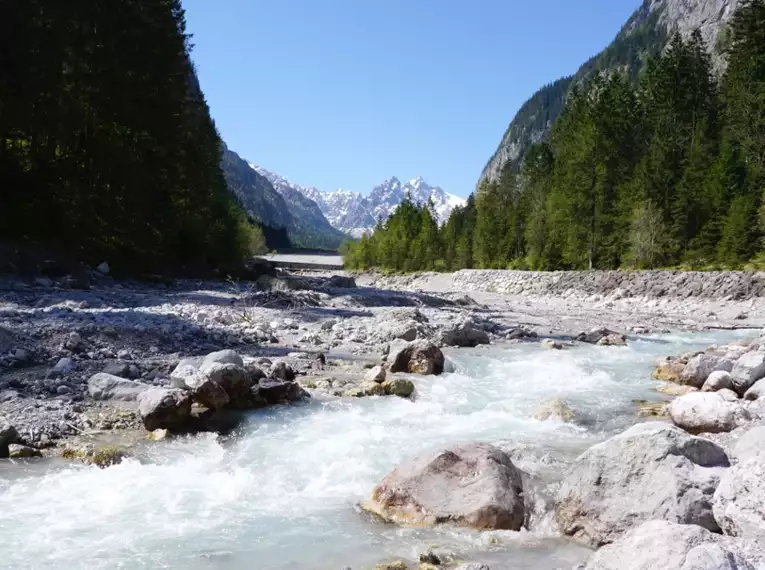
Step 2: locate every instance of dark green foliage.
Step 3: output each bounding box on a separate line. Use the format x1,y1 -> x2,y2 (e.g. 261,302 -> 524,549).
0,0 -> 249,272
482,4 -> 667,181
347,5 -> 765,271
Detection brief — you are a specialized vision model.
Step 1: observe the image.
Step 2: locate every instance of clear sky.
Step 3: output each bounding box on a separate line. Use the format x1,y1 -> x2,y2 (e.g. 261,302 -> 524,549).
183,0 -> 639,197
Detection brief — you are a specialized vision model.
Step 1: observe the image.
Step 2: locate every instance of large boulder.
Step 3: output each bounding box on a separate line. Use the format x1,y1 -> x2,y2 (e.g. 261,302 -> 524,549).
654,356 -> 687,383
743,379 -> 765,401
680,355 -> 733,388
731,425 -> 765,463
254,378 -> 308,405
702,371 -> 734,393
556,422 -> 729,547
372,308 -> 433,343
364,443 -> 526,530
202,349 -> 244,368
577,327 -> 620,345
714,440 -> 765,542
382,377 -> 414,398
328,275 -> 356,288
668,392 -> 749,434
581,520 -> 757,570
0,422 -> 20,458
198,362 -> 253,409
87,373 -> 149,401
730,351 -> 765,395
387,340 -> 445,375
136,388 -> 191,431
440,319 -> 490,348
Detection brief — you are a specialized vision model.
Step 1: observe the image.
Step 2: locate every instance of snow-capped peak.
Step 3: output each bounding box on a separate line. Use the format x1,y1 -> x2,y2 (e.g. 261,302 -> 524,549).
246,165 -> 465,237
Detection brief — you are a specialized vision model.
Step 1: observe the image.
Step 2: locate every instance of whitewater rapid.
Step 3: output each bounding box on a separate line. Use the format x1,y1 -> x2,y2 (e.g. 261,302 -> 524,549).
0,330 -> 753,570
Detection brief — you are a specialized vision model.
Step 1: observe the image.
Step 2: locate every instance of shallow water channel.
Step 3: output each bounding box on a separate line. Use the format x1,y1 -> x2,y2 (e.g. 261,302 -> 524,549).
0,329 -> 754,570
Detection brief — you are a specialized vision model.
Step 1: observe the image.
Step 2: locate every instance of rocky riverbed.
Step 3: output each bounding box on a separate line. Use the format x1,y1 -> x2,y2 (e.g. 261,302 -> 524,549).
2,267 -> 765,569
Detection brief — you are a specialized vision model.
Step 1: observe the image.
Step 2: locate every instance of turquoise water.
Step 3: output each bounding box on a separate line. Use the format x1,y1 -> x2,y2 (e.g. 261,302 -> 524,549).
0,329 -> 754,570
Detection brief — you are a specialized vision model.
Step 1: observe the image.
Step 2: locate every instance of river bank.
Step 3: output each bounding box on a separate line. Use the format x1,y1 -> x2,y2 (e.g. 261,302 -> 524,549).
2,267 -> 765,568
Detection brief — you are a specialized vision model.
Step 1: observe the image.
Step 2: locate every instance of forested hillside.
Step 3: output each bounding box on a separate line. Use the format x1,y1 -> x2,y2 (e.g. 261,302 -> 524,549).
478,0 -> 739,189
0,0 -> 266,272
345,1 -> 765,272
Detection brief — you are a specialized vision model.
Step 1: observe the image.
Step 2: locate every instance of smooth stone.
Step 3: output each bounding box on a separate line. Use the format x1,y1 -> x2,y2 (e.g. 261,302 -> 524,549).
364,442 -> 526,530
88,373 -> 149,401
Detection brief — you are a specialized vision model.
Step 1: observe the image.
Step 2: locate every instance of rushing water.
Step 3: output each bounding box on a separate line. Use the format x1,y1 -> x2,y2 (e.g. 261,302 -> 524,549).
0,329 -> 755,570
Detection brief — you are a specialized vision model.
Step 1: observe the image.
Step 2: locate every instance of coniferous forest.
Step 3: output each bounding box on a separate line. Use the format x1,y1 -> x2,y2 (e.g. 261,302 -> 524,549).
345,1 -> 765,272
0,0 -> 262,272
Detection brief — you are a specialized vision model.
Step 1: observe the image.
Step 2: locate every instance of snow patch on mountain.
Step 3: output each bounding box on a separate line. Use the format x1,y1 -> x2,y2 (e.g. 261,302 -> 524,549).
252,167 -> 465,237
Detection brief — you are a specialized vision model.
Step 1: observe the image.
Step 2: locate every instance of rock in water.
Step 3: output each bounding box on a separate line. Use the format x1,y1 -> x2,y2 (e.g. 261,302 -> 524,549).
255,379 -> 308,405
408,340 -> 445,375
364,365 -> 387,384
382,378 -> 414,398
88,373 -> 150,401
668,392 -> 749,434
730,351 -> 765,395
8,444 -> 42,458
386,340 -> 445,375
533,399 -> 575,422
198,362 -> 252,409
578,327 -> 620,345
597,333 -> 627,346
364,442 -> 526,530
136,388 -> 191,431
0,423 -> 20,458
556,422 -> 729,547
581,520 -> 757,570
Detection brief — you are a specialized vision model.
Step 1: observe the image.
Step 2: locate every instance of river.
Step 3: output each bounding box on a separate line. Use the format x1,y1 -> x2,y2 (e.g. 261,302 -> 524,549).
0,329 -> 754,570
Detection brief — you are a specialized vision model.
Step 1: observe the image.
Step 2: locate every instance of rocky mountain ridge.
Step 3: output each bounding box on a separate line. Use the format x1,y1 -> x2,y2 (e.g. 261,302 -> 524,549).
254,167 -> 465,237
220,146 -> 346,249
477,0 -> 741,189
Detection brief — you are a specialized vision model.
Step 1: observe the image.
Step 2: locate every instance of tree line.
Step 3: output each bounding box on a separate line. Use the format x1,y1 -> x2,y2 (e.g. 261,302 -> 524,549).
345,0 -> 765,272
0,0 -> 263,273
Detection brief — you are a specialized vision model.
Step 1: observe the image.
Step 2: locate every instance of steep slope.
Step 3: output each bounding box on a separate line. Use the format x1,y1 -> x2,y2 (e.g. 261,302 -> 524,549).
221,147 -> 346,249
250,166 -> 347,248
253,171 -> 465,237
477,0 -> 740,189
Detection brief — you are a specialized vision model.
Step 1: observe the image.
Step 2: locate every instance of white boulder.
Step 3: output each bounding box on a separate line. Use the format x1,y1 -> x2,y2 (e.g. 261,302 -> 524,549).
668,392 -> 749,434
730,351 -> 765,395
556,422 -> 729,547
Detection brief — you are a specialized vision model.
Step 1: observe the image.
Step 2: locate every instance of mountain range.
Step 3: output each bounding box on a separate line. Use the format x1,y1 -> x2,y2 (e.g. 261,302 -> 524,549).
253,167 -> 465,237
220,147 -> 465,246
477,0 -> 741,189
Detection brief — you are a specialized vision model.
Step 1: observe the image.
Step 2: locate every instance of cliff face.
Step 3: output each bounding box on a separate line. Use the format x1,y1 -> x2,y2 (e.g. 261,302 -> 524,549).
477,0 -> 740,190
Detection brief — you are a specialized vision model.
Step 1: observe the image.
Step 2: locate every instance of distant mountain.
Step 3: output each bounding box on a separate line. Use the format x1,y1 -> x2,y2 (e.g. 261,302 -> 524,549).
221,146 -> 346,249
253,168 -> 465,237
477,0 -> 741,189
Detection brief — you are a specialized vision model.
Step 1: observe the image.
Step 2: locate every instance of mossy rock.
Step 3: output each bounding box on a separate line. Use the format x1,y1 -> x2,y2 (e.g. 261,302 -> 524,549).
383,378 -> 415,398
652,362 -> 685,383
634,400 -> 669,418
62,444 -> 128,467
655,382 -> 698,396
376,562 -> 408,570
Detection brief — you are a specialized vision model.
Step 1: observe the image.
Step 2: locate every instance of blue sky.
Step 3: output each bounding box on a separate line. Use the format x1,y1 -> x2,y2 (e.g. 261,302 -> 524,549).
184,0 -> 638,197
